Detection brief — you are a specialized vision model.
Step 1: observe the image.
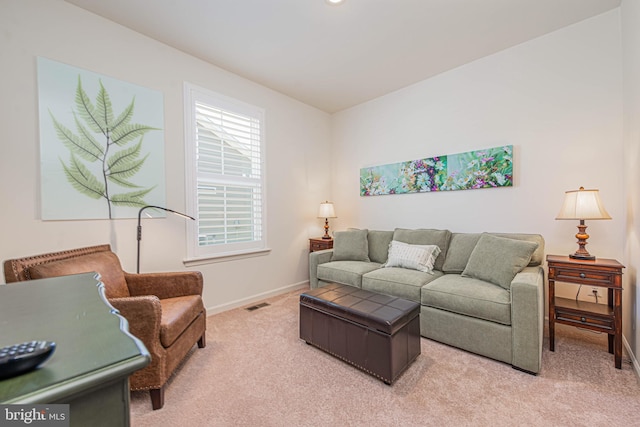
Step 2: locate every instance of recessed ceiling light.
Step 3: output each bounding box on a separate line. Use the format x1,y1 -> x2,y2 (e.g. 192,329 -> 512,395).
326,0 -> 345,5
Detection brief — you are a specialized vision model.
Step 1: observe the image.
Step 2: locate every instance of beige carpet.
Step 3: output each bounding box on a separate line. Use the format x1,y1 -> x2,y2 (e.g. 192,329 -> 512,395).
130,290 -> 640,426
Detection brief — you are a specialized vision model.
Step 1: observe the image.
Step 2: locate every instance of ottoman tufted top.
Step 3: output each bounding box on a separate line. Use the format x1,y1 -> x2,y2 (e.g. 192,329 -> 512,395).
300,283 -> 419,335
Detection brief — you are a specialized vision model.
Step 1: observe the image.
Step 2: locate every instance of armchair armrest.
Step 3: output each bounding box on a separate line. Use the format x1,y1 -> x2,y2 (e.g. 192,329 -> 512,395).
124,271 -> 203,299
309,249 -> 333,289
109,296 -> 164,357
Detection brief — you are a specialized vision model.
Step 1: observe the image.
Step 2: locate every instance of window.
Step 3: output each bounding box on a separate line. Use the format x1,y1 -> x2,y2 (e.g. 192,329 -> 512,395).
184,83 -> 266,259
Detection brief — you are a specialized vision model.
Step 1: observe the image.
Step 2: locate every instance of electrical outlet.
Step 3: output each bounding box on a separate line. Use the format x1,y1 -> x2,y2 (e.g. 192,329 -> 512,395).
588,288 -> 600,303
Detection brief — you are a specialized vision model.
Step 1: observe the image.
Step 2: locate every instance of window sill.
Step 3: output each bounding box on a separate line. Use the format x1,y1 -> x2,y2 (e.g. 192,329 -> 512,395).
184,248 -> 272,266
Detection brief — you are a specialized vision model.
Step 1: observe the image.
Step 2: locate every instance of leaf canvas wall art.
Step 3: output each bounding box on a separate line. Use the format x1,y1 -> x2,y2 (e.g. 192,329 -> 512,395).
38,57 -> 165,219
360,145 -> 513,196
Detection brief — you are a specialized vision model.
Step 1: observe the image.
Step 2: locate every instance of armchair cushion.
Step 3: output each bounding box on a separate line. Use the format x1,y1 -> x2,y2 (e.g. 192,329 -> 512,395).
28,252 -> 130,298
159,296 -> 205,348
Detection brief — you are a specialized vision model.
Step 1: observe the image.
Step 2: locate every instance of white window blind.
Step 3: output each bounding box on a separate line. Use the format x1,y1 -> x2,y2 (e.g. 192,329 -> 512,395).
184,83 -> 266,259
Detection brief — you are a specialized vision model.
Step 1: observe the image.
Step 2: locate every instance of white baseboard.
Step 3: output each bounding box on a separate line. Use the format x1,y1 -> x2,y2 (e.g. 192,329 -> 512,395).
205,280 -> 309,316
623,335 -> 640,380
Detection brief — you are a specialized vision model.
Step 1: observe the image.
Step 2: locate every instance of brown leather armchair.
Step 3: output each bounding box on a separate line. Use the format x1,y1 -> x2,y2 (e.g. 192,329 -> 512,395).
3,244 -> 206,410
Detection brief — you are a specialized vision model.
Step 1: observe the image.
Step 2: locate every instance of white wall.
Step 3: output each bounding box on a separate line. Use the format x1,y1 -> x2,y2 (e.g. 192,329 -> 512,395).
332,12 -> 625,303
0,0 -> 331,311
1,1 -> 636,368
622,0 -> 640,370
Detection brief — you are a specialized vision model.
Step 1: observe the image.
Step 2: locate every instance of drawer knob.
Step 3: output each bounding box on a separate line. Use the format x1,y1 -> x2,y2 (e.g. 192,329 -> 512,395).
581,317 -> 586,323
580,273 -> 586,279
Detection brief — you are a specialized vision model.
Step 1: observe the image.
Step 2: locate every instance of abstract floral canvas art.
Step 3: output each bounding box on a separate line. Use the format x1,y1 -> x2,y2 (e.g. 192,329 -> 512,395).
360,145 -> 513,196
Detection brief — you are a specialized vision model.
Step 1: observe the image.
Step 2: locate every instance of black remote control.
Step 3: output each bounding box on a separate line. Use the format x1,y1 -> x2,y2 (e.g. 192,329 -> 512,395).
0,340 -> 56,380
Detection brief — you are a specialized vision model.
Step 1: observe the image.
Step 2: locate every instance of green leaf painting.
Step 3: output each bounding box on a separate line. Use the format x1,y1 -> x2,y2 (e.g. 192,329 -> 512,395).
38,57 -> 165,219
360,145 -> 513,196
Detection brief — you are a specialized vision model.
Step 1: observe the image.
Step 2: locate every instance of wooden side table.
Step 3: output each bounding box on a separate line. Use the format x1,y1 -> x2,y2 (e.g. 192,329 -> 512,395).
547,255 -> 624,369
309,237 -> 333,252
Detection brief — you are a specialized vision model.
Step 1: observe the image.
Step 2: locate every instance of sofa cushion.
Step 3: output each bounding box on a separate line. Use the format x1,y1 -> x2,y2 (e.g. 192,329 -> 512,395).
441,233 -> 481,273
331,229 -> 370,262
383,240 -> 441,274
491,233 -> 545,266
421,274 -> 511,325
461,234 -> 538,289
28,252 -> 130,299
392,228 -> 451,271
443,233 -> 545,273
317,261 -> 381,288
367,230 -> 394,264
159,295 -> 204,348
362,267 -> 443,303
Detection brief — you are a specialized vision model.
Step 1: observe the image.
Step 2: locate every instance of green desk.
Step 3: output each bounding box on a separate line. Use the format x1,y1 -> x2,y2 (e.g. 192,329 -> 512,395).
0,273 -> 150,426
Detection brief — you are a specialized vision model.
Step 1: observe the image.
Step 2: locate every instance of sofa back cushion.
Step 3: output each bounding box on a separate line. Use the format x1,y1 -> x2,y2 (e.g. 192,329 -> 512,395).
367,230 -> 394,264
441,233 -> 482,274
28,252 -> 130,299
392,228 -> 451,271
443,232 -> 545,273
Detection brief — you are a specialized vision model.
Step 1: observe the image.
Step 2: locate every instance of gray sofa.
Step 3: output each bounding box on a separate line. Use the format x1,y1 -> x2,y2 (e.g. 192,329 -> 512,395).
309,228 -> 545,374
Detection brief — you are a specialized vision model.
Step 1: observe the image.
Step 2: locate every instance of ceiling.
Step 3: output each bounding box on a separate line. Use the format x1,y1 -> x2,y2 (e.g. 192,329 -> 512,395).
65,0 -> 621,113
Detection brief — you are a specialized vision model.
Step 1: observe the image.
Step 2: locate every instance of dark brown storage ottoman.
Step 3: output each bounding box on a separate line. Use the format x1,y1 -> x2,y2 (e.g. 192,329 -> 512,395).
299,283 -> 420,384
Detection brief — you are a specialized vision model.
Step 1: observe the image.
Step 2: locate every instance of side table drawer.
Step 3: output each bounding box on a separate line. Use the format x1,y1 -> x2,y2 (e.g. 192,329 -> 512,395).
310,242 -> 326,251
552,267 -> 614,286
309,238 -> 333,252
555,307 -> 614,331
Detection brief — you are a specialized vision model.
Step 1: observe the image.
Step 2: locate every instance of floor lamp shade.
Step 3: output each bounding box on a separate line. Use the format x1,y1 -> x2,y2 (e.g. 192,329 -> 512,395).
318,201 -> 337,240
555,187 -> 611,260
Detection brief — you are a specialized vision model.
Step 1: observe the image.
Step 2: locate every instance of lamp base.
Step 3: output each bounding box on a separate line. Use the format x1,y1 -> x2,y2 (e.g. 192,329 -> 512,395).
322,218 -> 331,240
569,253 -> 596,261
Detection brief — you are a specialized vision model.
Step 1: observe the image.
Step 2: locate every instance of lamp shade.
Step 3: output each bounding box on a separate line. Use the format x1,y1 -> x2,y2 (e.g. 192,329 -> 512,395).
556,187 -> 611,220
317,201 -> 337,218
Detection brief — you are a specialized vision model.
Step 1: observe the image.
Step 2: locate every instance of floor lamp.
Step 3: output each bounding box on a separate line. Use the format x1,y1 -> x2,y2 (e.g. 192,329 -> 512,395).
137,205 -> 195,273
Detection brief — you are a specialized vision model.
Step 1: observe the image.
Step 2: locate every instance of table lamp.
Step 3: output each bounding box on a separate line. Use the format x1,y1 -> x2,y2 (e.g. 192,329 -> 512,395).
317,201 -> 337,240
555,187 -> 611,260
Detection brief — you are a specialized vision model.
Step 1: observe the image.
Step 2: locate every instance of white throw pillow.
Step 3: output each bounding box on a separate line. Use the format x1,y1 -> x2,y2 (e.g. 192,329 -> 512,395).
383,240 -> 441,274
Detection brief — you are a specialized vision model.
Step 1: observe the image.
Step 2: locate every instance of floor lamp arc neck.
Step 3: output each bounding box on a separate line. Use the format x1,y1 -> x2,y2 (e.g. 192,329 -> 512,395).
137,205 -> 195,273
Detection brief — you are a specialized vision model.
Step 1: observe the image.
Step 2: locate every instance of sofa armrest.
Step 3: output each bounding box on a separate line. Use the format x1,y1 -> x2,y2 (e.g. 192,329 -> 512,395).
309,249 -> 333,289
109,296 -> 164,357
509,266 -> 545,373
124,271 -> 203,299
